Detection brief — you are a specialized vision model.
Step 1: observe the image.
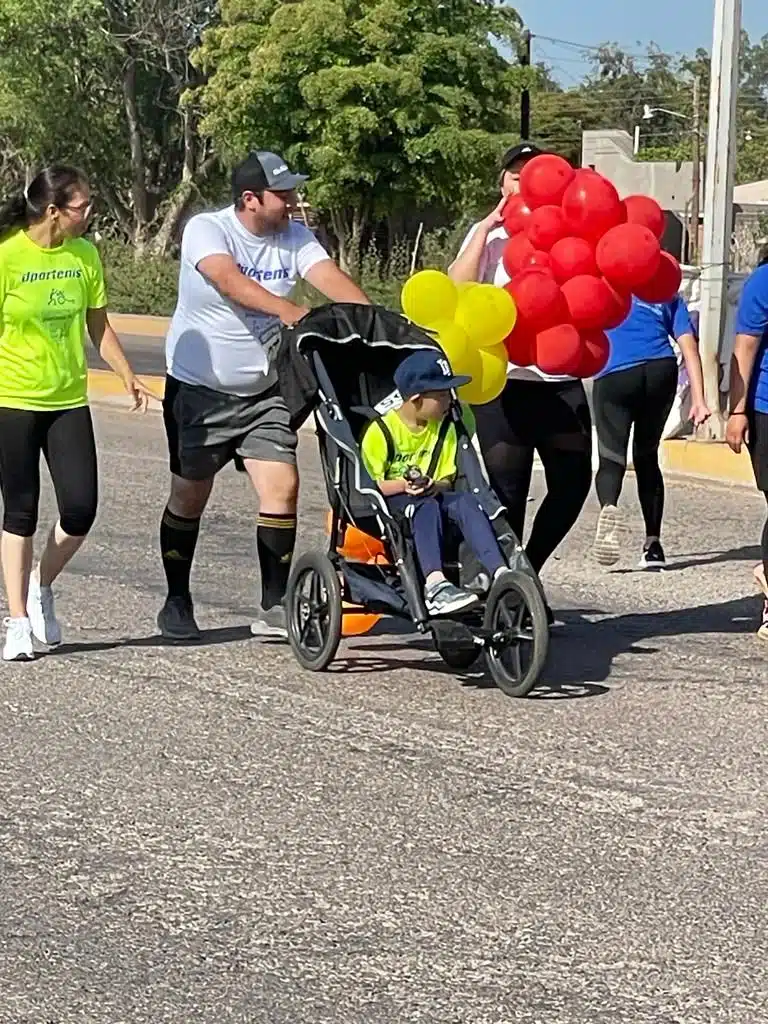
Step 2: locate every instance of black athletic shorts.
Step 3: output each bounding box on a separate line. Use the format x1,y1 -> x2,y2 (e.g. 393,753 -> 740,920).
748,410 -> 768,491
163,375 -> 298,481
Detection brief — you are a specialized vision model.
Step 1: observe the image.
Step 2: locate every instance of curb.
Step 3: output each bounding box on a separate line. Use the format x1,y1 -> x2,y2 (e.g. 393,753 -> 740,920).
109,313 -> 170,337
660,438 -> 755,488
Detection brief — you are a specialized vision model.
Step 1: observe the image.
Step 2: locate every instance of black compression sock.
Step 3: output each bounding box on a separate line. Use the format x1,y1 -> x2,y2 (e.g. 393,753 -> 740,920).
257,512 -> 297,610
160,507 -> 201,599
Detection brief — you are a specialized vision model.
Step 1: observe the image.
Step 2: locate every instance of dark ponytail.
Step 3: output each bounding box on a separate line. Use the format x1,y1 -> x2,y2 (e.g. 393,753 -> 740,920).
0,164 -> 89,238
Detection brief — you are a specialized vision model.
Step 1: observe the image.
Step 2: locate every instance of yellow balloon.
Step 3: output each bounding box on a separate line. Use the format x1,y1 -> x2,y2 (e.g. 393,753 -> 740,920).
458,342 -> 508,406
454,283 -> 517,350
429,318 -> 472,375
401,270 -> 458,328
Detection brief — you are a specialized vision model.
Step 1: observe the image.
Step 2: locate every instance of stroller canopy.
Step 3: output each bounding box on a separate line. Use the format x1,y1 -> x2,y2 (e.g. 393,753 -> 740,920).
274,303 -> 443,430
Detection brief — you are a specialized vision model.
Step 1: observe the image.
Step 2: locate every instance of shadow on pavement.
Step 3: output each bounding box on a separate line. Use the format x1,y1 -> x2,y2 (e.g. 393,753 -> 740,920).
544,594 -> 759,686
48,624 -> 254,655
610,544 -> 762,575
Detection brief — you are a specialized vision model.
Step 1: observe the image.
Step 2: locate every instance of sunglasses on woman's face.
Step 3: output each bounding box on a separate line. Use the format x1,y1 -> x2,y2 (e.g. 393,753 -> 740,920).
63,200 -> 93,218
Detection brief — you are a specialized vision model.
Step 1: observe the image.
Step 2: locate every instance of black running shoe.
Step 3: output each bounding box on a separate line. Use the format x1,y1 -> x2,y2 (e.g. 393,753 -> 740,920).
157,595 -> 201,641
639,540 -> 666,569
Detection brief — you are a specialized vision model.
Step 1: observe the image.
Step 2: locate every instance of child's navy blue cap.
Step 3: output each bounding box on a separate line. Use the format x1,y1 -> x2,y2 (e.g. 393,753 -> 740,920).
394,349 -> 471,399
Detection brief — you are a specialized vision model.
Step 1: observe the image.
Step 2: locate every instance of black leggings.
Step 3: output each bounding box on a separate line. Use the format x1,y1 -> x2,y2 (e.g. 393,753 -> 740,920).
473,378 -> 593,573
0,406 -> 98,538
593,358 -> 678,538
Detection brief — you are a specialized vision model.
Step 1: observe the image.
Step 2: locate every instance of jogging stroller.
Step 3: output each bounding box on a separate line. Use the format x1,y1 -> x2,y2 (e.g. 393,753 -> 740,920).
273,303 -> 550,697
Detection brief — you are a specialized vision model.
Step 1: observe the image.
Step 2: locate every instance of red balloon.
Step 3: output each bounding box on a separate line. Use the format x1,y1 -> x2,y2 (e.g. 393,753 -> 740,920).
549,236 -> 598,283
505,323 -> 536,366
503,194 -> 533,236
527,250 -> 552,270
596,223 -> 661,291
575,330 -> 611,378
561,275 -> 618,331
524,205 -> 568,252
602,279 -> 633,329
623,195 -> 665,240
505,269 -> 568,332
520,154 -> 575,209
633,251 -> 683,304
502,233 -> 535,277
535,323 -> 583,375
561,169 -> 626,243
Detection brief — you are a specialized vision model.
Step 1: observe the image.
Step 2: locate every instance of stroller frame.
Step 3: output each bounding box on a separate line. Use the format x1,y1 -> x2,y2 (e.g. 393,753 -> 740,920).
279,304 -> 550,697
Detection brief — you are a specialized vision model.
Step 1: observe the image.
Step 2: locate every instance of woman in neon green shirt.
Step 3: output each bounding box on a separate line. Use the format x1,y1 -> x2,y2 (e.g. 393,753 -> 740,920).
0,164 -> 153,661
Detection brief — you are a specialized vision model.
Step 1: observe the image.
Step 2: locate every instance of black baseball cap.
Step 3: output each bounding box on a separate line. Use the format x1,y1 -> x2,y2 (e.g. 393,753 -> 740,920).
394,350 -> 471,399
232,151 -> 308,199
499,141 -> 545,174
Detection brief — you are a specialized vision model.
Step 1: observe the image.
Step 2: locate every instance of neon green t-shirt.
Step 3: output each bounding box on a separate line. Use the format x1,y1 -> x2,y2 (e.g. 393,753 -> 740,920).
361,405 -> 476,483
0,229 -> 107,410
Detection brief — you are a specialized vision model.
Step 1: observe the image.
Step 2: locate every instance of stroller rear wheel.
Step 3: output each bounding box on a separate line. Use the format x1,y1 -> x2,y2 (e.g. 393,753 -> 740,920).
484,570 -> 549,697
286,551 -> 343,671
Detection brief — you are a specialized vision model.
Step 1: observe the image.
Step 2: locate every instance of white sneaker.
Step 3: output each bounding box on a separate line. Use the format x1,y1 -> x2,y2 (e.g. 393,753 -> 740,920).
27,572 -> 62,646
593,504 -> 623,566
3,617 -> 35,661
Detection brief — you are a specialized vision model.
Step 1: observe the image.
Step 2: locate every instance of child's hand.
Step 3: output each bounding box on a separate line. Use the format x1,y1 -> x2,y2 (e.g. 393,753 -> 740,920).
406,476 -> 434,497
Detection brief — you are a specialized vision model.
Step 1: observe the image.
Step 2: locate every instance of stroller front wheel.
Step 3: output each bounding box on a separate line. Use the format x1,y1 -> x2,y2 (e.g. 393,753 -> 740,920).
483,570 -> 549,697
286,551 -> 343,671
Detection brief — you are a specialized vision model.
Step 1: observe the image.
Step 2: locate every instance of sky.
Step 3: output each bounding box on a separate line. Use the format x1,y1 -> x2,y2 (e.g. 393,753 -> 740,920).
513,1 -> 766,85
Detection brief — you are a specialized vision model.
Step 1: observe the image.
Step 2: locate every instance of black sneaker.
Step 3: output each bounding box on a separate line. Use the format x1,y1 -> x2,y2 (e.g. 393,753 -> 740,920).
639,540 -> 666,570
157,595 -> 201,641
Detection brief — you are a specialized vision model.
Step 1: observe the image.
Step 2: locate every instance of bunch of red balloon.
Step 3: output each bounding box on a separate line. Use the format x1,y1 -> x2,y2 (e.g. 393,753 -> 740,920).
501,155 -> 682,377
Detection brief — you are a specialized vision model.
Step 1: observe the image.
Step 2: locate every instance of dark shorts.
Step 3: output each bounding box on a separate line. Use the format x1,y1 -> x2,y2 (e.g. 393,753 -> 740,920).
748,410 -> 768,491
163,375 -> 298,481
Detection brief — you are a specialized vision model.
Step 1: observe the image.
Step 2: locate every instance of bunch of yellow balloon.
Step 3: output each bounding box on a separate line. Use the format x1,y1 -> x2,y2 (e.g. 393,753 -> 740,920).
400,269 -> 517,405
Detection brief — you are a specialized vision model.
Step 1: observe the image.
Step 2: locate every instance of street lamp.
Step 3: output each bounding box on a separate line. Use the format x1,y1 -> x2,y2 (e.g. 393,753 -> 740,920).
637,92 -> 703,265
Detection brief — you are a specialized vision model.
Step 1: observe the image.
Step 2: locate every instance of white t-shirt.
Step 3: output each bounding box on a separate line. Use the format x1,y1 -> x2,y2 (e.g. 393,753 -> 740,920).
456,222 -> 575,384
166,206 -> 329,395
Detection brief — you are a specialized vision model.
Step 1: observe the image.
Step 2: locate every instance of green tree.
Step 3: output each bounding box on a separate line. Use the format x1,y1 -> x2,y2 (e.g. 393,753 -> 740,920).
0,0 -> 218,253
194,0 -> 523,268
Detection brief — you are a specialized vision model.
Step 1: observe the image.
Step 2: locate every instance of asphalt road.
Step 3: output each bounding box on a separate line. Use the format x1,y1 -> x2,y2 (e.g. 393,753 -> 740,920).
1,407 -> 766,1023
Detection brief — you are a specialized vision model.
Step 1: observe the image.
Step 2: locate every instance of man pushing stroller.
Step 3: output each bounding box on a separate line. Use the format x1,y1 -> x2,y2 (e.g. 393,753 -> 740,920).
361,350 -> 511,616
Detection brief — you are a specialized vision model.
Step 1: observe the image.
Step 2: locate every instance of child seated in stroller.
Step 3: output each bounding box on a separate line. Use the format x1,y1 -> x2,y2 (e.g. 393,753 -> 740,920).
361,350 -> 510,617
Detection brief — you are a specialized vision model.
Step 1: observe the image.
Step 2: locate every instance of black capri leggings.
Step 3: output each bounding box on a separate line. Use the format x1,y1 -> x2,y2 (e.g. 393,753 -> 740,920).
0,406 -> 98,538
592,357 -> 677,538
473,378 -> 593,573
747,410 -> 768,581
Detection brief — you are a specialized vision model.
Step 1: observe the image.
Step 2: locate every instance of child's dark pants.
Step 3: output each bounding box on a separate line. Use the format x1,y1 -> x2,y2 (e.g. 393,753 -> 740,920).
388,491 -> 506,578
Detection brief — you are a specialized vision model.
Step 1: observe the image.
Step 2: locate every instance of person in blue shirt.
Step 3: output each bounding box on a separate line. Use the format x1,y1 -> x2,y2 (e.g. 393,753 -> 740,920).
591,294 -> 710,568
726,255 -> 768,641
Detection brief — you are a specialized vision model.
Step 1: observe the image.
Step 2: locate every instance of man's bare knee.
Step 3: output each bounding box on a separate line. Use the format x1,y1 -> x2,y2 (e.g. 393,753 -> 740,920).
245,460 -> 299,513
167,475 -> 213,518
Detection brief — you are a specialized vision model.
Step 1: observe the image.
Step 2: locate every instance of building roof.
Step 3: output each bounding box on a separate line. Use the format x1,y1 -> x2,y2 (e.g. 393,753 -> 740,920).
733,180 -> 768,205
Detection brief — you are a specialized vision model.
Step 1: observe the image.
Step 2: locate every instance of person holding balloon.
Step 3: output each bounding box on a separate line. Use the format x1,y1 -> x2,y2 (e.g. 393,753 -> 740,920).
401,149 -> 686,611
448,144 -> 594,608
591,294 -> 710,568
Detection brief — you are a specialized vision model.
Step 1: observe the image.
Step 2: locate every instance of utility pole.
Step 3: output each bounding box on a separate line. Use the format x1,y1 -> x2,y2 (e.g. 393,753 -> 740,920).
689,75 -> 701,265
520,29 -> 531,139
696,0 -> 741,441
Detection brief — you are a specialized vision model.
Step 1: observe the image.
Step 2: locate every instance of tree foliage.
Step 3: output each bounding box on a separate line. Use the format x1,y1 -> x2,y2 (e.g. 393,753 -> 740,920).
0,0 -> 219,253
194,0 -> 524,264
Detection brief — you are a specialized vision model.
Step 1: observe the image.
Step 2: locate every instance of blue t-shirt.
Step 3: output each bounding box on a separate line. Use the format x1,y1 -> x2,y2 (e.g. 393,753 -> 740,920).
600,295 -> 694,377
734,263 -> 768,414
